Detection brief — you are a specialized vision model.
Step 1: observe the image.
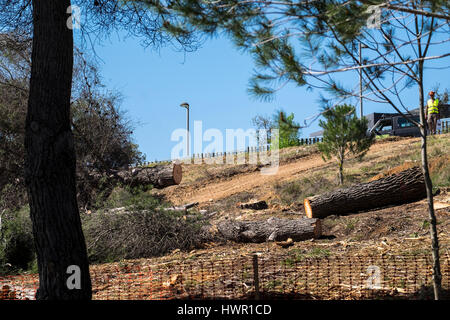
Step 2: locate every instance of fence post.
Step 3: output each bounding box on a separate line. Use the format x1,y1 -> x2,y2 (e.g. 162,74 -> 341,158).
253,254 -> 260,300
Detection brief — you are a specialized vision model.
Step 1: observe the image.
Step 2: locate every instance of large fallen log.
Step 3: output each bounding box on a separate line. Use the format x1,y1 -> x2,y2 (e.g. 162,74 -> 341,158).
304,166 -> 426,219
84,163 -> 182,189
217,217 -> 321,243
115,164 -> 183,188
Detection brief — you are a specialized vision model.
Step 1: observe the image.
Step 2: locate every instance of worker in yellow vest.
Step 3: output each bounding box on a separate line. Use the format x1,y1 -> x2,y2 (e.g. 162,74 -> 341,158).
426,91 -> 440,135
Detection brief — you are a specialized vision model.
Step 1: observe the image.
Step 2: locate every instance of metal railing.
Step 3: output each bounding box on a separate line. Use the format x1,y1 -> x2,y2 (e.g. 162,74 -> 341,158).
134,138 -> 324,167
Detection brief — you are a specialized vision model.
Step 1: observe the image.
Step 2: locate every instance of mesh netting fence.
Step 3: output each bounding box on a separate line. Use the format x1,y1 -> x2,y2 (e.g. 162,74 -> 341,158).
1,253 -> 449,300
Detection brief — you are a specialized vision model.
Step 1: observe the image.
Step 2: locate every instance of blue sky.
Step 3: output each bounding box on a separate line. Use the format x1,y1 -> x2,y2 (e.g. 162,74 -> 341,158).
92,32 -> 450,162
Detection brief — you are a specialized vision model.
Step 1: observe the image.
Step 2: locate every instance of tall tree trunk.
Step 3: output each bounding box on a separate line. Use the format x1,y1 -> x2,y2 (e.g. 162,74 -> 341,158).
25,0 -> 92,299
418,60 -> 441,300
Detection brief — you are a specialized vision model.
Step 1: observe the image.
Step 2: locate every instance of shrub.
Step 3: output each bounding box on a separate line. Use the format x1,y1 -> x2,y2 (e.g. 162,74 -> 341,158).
0,206 -> 35,274
318,104 -> 374,185
100,185 -> 159,210
82,184 -> 209,263
0,183 -> 28,213
82,209 -> 207,264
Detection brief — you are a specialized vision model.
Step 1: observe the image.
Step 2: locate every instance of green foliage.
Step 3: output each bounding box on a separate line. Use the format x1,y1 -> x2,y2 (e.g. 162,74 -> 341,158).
167,0 -> 450,122
101,185 -> 159,210
0,187 -> 208,271
317,104 -> 374,184
272,110 -> 301,149
0,206 -> 35,274
0,34 -> 144,210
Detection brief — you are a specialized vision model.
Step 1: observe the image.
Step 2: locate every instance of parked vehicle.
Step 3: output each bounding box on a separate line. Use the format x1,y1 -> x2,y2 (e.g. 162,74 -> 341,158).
367,113 -> 421,137
309,104 -> 449,138
367,104 -> 449,137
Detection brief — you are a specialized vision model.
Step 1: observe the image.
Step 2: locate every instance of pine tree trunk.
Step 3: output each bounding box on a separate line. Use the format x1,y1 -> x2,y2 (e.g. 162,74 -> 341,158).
114,164 -> 182,188
25,0 -> 92,299
217,217 -> 321,243
304,167 -> 426,219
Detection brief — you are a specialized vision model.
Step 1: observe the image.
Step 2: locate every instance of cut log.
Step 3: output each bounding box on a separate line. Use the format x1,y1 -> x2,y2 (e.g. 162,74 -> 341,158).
304,166 -> 426,219
217,217 -> 321,243
113,164 -> 182,189
239,200 -> 268,210
83,164 -> 182,189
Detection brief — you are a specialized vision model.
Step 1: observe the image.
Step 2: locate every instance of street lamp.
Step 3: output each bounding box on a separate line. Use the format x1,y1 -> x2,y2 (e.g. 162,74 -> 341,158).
359,42 -> 368,119
180,102 -> 190,156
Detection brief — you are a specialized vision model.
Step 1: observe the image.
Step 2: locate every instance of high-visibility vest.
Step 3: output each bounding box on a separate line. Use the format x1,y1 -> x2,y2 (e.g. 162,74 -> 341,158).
427,98 -> 439,114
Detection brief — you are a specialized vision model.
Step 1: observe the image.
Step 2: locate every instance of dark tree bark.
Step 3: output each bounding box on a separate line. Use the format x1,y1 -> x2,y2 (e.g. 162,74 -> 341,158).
217,217 -> 321,243
25,0 -> 91,299
304,166 -> 427,219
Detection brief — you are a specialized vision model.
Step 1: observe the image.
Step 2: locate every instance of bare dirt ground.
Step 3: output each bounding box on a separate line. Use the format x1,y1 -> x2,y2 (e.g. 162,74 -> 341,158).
157,137 -> 420,207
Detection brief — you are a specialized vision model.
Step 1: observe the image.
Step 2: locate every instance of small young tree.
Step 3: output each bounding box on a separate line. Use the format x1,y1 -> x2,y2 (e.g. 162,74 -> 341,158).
273,110 -> 301,149
318,104 -> 374,185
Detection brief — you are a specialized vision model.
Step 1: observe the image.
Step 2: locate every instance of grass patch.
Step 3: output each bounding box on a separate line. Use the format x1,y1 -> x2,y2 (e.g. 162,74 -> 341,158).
275,175 -> 335,206
282,247 -> 331,266
429,155 -> 450,189
208,191 -> 256,212
264,279 -> 283,290
100,185 -> 161,210
345,218 -> 359,232
322,217 -> 339,229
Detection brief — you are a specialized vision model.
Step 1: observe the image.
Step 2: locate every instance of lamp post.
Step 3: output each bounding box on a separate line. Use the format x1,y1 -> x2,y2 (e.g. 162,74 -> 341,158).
180,102 -> 190,157
359,42 -> 368,119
